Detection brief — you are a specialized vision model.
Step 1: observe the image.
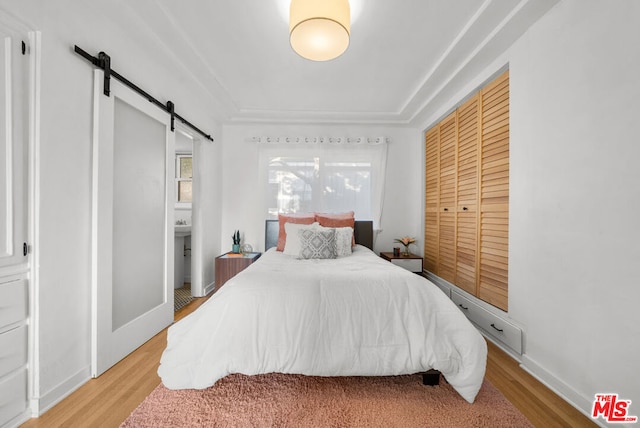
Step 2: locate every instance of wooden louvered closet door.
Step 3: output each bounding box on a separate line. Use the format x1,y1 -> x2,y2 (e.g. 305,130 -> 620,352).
455,95 -> 479,295
424,70 -> 509,311
478,71 -> 509,310
437,112 -> 457,283
424,128 -> 439,273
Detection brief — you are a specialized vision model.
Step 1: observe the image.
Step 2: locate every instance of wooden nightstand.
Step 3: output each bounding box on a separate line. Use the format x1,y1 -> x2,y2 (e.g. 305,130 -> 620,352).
380,252 -> 424,273
214,252 -> 261,292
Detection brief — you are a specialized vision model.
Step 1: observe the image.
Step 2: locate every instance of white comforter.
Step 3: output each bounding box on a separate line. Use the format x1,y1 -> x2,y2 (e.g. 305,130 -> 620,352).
159,246 -> 487,403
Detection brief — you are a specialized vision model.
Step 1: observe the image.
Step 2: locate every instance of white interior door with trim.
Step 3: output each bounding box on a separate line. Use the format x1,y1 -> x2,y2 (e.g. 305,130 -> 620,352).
91,70 -> 174,377
0,34 -> 27,271
0,28 -> 31,428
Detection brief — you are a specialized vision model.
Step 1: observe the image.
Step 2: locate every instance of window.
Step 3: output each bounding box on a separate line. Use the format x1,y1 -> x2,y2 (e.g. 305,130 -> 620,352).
176,154 -> 192,204
259,138 -> 387,229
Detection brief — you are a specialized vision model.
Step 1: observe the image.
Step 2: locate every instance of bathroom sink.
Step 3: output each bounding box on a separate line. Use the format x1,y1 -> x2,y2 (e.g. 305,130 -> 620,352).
175,224 -> 191,237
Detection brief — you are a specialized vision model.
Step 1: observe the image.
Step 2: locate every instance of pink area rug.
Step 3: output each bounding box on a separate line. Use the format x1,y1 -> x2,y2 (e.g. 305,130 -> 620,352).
121,373 -> 532,427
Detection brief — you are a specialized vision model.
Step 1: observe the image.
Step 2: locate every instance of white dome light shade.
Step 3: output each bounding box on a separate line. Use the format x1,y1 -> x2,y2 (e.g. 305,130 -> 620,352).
290,0 -> 350,61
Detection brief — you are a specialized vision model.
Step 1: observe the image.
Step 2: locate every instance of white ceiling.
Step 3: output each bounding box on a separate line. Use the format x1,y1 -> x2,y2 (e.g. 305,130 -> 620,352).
116,0 -> 558,125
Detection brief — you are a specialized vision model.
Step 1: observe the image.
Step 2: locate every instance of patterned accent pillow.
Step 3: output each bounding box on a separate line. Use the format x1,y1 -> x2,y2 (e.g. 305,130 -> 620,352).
298,228 -> 337,260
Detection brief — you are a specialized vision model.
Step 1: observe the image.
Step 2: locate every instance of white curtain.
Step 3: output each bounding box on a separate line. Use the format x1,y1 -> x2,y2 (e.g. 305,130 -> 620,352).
257,137 -> 388,230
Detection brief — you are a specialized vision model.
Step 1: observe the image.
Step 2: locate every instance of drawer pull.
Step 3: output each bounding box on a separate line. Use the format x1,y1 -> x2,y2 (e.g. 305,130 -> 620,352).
443,208 -> 448,212
458,304 -> 469,310
463,207 -> 468,211
490,323 -> 504,333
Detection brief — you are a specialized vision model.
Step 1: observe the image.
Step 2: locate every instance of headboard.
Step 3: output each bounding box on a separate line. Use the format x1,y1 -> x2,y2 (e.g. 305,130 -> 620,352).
265,220 -> 374,251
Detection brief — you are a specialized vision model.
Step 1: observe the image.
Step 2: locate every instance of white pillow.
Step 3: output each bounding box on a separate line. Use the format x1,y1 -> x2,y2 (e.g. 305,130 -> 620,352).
333,226 -> 353,257
283,222 -> 319,256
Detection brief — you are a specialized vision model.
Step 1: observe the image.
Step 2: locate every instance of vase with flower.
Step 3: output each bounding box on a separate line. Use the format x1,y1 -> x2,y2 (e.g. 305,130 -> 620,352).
394,236 -> 416,256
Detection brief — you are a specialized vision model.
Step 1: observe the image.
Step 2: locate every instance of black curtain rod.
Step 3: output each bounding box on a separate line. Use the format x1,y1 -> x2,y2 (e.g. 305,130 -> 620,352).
74,45 -> 213,142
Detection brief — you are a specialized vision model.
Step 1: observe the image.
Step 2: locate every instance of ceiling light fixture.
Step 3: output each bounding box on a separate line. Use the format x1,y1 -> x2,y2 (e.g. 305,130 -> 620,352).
289,0 -> 351,62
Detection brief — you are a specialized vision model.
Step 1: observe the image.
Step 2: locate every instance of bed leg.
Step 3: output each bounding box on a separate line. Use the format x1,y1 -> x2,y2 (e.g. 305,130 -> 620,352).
422,369 -> 440,386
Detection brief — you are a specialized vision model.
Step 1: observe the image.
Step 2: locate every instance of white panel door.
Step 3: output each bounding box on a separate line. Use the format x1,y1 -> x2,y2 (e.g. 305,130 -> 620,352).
0,29 -> 30,428
91,71 -> 174,377
0,35 -> 27,270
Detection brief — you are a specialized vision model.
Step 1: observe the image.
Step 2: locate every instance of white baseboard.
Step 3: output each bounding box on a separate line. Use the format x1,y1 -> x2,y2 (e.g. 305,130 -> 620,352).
3,409 -> 31,428
520,354 -> 604,427
202,281 -> 215,297
31,366 -> 90,416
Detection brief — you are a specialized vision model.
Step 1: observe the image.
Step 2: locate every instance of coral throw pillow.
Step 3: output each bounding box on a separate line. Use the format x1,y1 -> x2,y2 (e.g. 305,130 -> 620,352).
315,211 -> 355,228
277,213 -> 316,251
315,212 -> 355,245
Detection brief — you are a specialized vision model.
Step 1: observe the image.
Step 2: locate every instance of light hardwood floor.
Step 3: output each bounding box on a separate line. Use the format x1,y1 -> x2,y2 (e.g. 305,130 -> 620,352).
484,340 -> 596,427
21,296 -> 596,428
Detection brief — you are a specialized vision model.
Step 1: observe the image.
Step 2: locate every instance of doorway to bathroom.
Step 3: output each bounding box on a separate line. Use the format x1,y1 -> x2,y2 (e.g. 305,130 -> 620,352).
174,128 -> 193,311
173,125 -> 211,309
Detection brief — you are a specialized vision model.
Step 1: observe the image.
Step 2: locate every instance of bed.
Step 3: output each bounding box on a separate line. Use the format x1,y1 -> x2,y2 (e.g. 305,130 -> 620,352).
158,220 -> 487,403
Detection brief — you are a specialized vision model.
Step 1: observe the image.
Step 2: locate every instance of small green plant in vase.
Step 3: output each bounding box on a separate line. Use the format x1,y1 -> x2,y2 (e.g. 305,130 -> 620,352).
232,230 -> 241,253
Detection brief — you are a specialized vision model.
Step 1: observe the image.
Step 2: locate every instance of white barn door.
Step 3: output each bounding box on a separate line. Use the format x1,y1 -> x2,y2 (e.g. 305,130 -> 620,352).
91,71 -> 174,376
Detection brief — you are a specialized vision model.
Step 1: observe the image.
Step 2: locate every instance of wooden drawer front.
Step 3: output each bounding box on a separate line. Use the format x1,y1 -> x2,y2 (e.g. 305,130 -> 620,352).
0,279 -> 27,329
0,325 -> 27,378
215,258 -> 251,290
0,368 -> 27,426
215,253 -> 261,292
451,290 -> 522,354
390,258 -> 423,273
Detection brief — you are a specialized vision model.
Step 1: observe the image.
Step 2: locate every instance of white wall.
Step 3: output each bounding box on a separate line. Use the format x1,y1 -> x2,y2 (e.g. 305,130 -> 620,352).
220,123 -> 422,255
1,0 -> 222,412
192,132 -> 222,296
509,0 -> 640,417
419,0 -> 640,420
